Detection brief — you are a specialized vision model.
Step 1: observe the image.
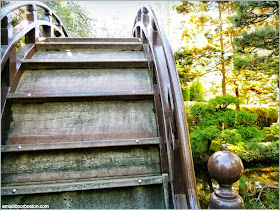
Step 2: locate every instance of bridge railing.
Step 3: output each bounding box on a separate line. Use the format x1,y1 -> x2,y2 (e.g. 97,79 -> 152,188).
133,6 -> 200,209
1,1 -> 68,104
1,1 -> 68,141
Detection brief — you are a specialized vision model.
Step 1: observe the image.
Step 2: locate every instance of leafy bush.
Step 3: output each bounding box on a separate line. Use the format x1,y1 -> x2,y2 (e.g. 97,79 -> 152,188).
262,123 -> 279,141
182,87 -> 190,101
241,106 -> 278,128
235,126 -> 262,140
208,95 -> 242,110
190,126 -> 220,153
190,81 -> 204,101
190,102 -> 211,117
187,96 -> 279,164
222,129 -> 243,144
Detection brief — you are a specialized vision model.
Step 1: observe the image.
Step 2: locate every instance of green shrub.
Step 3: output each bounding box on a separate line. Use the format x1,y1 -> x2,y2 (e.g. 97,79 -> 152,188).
241,106 -> 278,128
190,126 -> 220,153
235,126 -> 262,140
190,81 -> 204,101
190,102 -> 210,117
208,95 -> 242,110
182,87 -> 190,101
262,123 -> 279,141
222,129 -> 243,144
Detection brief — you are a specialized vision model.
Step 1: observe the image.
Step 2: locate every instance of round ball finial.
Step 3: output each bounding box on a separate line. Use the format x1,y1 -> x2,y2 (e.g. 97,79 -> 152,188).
208,144 -> 244,185
141,7 -> 149,14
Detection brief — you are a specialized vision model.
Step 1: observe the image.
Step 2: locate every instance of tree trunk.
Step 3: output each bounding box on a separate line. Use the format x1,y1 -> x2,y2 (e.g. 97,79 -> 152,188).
235,86 -> 240,111
218,2 -> 226,96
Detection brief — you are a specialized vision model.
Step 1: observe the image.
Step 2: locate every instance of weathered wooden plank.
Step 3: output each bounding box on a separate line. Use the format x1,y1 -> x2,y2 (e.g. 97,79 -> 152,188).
15,69 -> 152,93
32,49 -> 146,60
46,37 -> 141,42
21,60 -> 148,69
2,137 -> 160,152
2,175 -> 163,195
7,90 -> 154,103
2,184 -> 165,209
7,100 -> 157,142
35,42 -> 143,51
1,146 -> 160,184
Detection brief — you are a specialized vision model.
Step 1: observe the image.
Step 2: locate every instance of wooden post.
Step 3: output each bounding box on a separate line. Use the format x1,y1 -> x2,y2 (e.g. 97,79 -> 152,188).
208,144 -> 244,209
141,7 -> 149,44
1,12 -> 13,45
43,9 -> 52,37
25,4 -> 38,43
134,9 -> 141,38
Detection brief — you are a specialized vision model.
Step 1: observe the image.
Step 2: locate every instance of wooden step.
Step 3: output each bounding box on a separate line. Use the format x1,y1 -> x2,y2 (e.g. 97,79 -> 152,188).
15,68 -> 152,94
35,42 -> 143,51
2,175 -> 168,209
30,48 -> 146,60
2,137 -> 160,152
1,146 -> 161,184
2,175 -> 164,195
6,100 -> 157,145
46,37 -> 141,42
21,60 -> 148,69
7,90 -> 154,103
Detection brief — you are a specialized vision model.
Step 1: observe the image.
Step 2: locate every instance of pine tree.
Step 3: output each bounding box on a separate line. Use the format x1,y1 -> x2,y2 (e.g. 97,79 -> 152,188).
229,1 -> 279,106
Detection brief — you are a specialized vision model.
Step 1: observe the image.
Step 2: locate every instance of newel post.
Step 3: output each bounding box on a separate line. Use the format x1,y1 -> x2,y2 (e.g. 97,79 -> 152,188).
25,4 -> 38,43
43,9 -> 53,37
134,9 -> 142,38
207,144 -> 244,209
1,12 -> 14,45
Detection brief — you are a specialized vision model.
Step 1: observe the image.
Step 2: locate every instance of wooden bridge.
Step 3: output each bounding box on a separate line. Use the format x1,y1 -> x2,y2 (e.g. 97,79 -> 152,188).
1,2 -> 200,209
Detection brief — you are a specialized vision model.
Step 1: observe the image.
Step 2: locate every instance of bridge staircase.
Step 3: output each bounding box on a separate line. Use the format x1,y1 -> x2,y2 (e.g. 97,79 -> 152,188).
1,2 -> 200,209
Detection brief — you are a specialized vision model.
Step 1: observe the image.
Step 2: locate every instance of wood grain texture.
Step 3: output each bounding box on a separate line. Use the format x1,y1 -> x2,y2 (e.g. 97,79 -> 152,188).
2,146 -> 160,184
15,69 -> 152,93
7,100 -> 157,144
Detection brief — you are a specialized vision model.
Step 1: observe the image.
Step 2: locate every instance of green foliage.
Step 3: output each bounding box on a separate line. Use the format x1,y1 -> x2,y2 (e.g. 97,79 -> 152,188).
208,95 -> 242,109
43,1 -> 94,37
241,106 -> 278,128
188,96 -> 278,164
234,25 -> 279,52
239,167 -> 279,209
230,1 -> 279,27
262,123 -> 279,141
190,81 -> 204,101
190,102 -> 211,117
190,125 -> 220,153
235,126 -> 262,140
182,87 -> 190,101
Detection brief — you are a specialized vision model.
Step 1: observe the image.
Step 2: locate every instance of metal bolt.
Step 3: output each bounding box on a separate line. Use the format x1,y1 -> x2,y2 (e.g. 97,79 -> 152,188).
18,146 -> 21,149
136,140 -> 139,143
138,180 -> 142,184
12,189 -> 16,193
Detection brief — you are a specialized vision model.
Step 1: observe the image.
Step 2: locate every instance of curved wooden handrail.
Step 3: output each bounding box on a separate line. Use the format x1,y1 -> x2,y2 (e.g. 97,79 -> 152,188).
1,1 -> 68,118
133,6 -> 200,209
1,1 -> 67,36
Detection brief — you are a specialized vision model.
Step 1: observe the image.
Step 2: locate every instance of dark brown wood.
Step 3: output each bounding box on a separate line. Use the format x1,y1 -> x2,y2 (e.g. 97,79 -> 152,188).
46,37 -> 141,42
133,6 -> 200,209
1,13 -> 13,45
7,90 -> 154,103
21,60 -> 148,69
2,137 -> 160,152
35,42 -> 143,50
153,85 -> 169,174
2,175 -> 163,196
